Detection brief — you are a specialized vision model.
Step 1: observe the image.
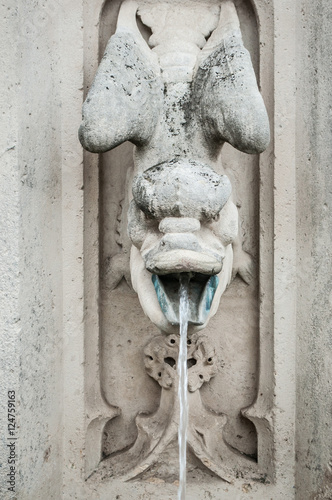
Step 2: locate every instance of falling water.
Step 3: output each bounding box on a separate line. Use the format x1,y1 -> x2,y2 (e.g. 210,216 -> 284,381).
178,274 -> 189,500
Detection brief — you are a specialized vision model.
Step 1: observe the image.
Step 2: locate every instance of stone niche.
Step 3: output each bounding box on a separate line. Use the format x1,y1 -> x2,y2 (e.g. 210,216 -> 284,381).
83,0 -> 277,497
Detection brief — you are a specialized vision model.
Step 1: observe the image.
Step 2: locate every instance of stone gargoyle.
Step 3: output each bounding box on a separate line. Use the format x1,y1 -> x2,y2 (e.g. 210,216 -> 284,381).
79,0 -> 269,334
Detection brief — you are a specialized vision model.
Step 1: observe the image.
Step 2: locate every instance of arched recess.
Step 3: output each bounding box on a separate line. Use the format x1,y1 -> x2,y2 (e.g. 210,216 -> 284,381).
82,0 -> 279,486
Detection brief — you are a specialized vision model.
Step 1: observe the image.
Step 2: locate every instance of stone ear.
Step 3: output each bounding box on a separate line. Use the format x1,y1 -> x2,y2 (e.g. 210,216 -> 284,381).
193,6 -> 270,154
79,30 -> 163,153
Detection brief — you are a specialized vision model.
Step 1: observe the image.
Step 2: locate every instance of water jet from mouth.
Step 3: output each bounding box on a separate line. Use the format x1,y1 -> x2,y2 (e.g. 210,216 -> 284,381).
178,274 -> 189,500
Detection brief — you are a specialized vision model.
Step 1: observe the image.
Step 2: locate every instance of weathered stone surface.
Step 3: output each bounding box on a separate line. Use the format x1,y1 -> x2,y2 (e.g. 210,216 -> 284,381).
132,158 -> 232,220
79,30 -> 163,152
3,0 -> 332,498
80,3 -> 268,490
194,31 -> 270,154
95,333 -> 264,483
79,0 -> 269,337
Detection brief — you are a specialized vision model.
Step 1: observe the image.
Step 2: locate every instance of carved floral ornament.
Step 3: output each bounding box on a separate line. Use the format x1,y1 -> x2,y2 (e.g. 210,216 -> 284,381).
80,0 -> 269,482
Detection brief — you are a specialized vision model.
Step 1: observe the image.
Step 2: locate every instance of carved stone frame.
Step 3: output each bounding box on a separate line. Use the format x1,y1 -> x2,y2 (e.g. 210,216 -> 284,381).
61,0 -> 297,497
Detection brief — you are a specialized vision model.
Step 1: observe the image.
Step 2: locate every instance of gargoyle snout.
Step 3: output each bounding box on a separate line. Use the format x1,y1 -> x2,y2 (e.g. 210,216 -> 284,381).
158,217 -> 201,234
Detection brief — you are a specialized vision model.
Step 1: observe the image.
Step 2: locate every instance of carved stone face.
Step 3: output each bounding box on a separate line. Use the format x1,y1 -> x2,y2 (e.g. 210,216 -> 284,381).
128,158 -> 238,334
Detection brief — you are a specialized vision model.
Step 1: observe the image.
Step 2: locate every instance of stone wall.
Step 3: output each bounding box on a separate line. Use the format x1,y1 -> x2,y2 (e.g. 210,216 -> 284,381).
295,1 -> 332,498
0,0 -> 331,499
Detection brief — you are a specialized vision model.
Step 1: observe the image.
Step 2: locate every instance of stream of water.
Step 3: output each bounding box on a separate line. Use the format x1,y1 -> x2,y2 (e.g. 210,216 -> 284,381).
178,275 -> 189,500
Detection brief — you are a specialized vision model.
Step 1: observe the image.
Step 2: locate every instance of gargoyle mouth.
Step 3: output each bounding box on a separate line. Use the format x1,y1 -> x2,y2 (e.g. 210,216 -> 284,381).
146,248 -> 223,276
152,272 -> 219,326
